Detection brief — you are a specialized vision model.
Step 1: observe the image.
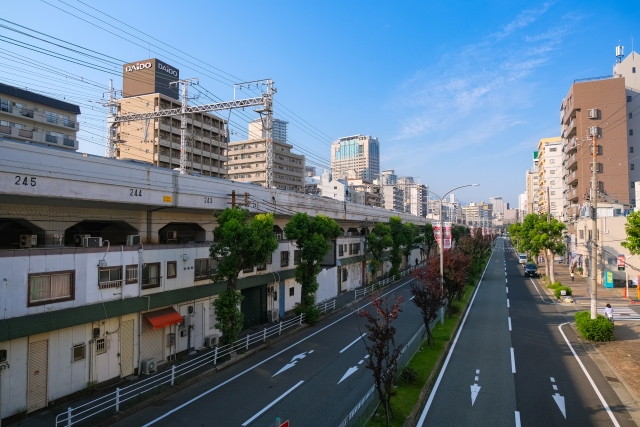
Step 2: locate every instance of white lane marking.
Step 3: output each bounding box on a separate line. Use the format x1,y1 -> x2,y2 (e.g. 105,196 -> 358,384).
338,366 -> 359,384
553,385 -> 558,390
558,323 -> 621,427
510,348 -> 516,373
515,411 -> 521,427
416,246 -> 495,426
410,295 -> 415,301
340,333 -> 367,354
241,380 -> 304,426
474,376 -> 479,381
550,377 -> 555,382
364,354 -> 370,359
358,359 -> 364,365
506,287 -> 509,293
506,278 -> 508,283
307,350 -> 314,354
140,279 -> 414,426
508,317 -> 512,331
529,277 -> 552,304
507,299 -> 510,308
476,369 -> 480,374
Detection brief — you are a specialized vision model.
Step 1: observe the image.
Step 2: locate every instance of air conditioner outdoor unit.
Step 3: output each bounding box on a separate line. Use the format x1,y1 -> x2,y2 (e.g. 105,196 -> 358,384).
588,108 -> 599,119
165,231 -> 177,239
126,235 -> 141,246
269,309 -> 280,323
204,335 -> 220,348
140,358 -> 157,375
19,234 -> 37,248
74,234 -> 91,246
83,237 -> 103,248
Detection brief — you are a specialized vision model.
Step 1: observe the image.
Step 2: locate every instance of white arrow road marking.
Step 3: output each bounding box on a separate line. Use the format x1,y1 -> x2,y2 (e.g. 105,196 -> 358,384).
553,393 -> 566,418
338,366 -> 359,384
470,383 -> 481,406
340,333 -> 367,353
272,351 -> 312,377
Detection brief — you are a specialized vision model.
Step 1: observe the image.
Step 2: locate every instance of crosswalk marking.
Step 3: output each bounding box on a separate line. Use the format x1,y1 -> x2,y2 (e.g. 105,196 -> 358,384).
597,307 -> 640,320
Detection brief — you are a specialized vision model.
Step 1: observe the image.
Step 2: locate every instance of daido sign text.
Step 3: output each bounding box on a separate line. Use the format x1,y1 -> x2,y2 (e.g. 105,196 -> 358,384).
158,63 -> 178,77
125,62 -> 152,72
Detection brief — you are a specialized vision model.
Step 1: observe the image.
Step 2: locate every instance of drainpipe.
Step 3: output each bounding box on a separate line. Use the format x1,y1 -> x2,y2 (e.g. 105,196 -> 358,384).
137,245 -> 145,376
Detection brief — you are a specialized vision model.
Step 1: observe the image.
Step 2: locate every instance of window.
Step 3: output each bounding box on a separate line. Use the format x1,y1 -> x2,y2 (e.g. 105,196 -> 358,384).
342,268 -> 348,282
632,147 -> 635,153
629,95 -> 633,102
257,262 -> 267,271
589,145 -> 603,155
631,130 -> 634,136
72,343 -> 86,362
294,250 -> 302,265
550,159 -> 555,164
289,287 -> 295,297
99,267 -> 122,289
96,338 -> 107,355
632,164 -> 636,170
338,244 -> 344,256
632,182 -> 635,188
591,163 -> 603,173
142,263 -> 160,289
266,253 -> 273,264
125,265 -> 138,284
588,230 -> 593,240
550,170 -> 555,174
46,111 -> 58,124
598,181 -> 604,191
633,67 -> 637,73
550,180 -> 555,185
0,99 -> 11,113
167,261 -> 177,279
195,258 -> 213,280
631,113 -> 634,119
243,266 -> 254,274
28,271 -> 74,306
579,230 -> 584,240
551,202 -> 556,207
280,251 -> 290,267
551,191 -> 556,195
549,147 -> 557,152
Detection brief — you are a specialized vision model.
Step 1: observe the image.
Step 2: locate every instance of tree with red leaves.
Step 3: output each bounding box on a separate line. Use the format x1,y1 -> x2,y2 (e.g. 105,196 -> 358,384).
419,250 -> 471,316
358,293 -> 404,427
410,269 -> 447,346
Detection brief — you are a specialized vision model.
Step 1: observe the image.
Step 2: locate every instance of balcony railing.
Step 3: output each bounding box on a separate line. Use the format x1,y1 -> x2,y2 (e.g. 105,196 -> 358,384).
63,138 -> 75,147
141,277 -> 160,290
45,134 -> 58,144
98,279 -> 123,289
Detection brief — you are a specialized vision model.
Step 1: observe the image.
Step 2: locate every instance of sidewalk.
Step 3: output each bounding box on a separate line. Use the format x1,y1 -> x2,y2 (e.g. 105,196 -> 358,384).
3,273 -> 412,427
547,262 -> 640,419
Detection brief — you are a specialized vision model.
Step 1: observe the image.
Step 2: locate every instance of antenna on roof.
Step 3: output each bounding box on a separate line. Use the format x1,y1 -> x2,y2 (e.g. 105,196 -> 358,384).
616,43 -> 624,63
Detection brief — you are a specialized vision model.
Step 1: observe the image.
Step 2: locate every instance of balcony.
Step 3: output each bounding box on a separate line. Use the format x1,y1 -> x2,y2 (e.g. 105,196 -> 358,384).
98,279 -> 123,289
45,134 -> 58,144
565,137 -> 578,154
141,277 -> 160,290
566,154 -> 578,171
568,188 -> 579,203
63,138 -> 75,147
19,129 -> 33,139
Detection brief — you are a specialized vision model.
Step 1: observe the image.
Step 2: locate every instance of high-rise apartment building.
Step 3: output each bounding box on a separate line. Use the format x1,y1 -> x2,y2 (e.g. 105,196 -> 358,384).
536,137 -> 563,218
115,59 -> 228,177
248,118 -> 288,143
331,135 -> 380,181
560,67 -> 633,221
526,151 -> 539,215
0,83 -> 81,151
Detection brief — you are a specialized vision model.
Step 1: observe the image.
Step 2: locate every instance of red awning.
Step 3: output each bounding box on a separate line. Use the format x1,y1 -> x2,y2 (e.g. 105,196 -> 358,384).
143,307 -> 183,330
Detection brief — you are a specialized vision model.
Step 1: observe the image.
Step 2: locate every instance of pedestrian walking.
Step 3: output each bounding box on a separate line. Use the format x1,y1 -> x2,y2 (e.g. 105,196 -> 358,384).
570,271 -> 574,282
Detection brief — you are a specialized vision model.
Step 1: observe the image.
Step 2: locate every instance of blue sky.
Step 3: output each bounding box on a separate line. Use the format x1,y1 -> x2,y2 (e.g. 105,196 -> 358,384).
2,0 -> 639,207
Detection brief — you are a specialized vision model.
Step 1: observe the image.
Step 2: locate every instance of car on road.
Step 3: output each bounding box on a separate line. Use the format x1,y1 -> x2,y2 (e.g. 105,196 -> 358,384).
519,254 -> 527,265
524,263 -> 539,277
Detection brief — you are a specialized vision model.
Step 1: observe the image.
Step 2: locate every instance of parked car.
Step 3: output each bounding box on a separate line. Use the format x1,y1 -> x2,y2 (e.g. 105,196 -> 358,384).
519,254 -> 527,265
524,263 -> 539,277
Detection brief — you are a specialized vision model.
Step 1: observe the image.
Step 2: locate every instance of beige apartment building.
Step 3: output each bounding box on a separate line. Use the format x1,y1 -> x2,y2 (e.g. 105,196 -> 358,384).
536,137 -> 563,217
0,83 -> 80,150
115,58 -> 228,178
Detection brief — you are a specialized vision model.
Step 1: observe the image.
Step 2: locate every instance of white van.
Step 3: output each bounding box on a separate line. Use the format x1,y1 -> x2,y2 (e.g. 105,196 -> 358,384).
519,254 -> 527,265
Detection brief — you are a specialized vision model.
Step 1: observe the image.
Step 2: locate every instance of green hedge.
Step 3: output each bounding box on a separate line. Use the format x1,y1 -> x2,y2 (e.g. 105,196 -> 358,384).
553,286 -> 572,299
547,281 -> 562,290
575,311 -> 614,342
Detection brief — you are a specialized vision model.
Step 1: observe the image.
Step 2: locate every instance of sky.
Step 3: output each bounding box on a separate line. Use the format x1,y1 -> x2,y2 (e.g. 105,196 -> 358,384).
2,0 -> 639,207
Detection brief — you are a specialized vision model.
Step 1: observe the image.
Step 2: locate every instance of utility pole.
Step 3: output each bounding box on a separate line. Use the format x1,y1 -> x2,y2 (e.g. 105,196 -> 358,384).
103,79 -> 119,159
170,78 -> 199,175
590,133 -> 599,319
228,190 -> 236,208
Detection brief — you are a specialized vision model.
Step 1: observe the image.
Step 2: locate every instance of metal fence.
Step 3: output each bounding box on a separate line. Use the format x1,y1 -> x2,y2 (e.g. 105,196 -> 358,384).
354,262 -> 425,300
55,309 -> 322,426
336,322 -> 429,427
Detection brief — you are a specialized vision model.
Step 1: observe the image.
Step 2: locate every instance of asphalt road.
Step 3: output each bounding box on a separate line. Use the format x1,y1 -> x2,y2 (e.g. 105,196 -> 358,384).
418,238 -> 637,427
113,276 -> 425,427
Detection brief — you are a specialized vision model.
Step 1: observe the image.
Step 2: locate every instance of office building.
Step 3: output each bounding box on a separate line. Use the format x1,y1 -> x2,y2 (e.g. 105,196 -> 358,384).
0,83 -> 80,151
331,135 -> 380,181
489,197 -> 505,217
115,59 -> 228,178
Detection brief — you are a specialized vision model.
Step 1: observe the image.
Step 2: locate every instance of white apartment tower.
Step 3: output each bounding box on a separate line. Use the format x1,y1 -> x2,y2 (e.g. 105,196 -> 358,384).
537,137 -> 563,218
331,135 -> 380,181
248,118 -> 288,143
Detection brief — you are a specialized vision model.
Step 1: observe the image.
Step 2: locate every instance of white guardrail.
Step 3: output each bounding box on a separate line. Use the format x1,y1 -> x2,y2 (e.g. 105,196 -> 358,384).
354,263 -> 425,300
55,298 -> 335,426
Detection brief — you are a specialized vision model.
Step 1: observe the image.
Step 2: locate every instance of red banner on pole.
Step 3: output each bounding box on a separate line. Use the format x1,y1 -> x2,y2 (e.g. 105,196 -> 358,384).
443,221 -> 452,249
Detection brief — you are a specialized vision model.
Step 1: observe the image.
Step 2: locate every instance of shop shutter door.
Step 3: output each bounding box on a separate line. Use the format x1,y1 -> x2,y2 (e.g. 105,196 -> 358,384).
27,339 -> 48,413
121,320 -> 134,377
140,328 -> 164,363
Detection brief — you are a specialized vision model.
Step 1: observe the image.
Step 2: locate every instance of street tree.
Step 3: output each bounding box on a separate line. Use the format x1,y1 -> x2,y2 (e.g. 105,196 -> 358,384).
424,249 -> 471,315
284,213 -> 342,324
401,222 -> 419,267
422,223 -> 436,260
366,222 -> 393,281
210,207 -> 279,344
622,211 -> 640,254
533,217 -> 566,283
358,294 -> 404,427
451,225 -> 470,247
388,216 -> 405,278
411,268 -> 447,346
